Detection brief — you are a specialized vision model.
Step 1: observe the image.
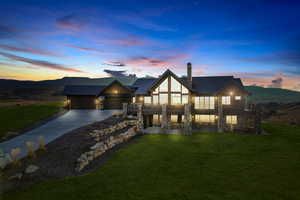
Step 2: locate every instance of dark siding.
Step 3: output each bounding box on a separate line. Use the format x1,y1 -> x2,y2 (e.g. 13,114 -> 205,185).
68,95 -> 96,109
103,95 -> 131,109
101,82 -> 132,109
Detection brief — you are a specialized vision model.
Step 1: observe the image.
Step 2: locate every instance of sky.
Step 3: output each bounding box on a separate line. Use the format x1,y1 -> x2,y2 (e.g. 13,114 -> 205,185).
0,0 -> 300,91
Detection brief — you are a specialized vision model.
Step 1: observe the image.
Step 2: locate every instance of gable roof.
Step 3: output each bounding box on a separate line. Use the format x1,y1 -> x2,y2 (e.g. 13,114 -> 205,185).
63,85 -> 106,96
150,69 -> 193,92
132,78 -> 157,95
99,79 -> 133,94
132,72 -> 248,95
63,80 -> 132,96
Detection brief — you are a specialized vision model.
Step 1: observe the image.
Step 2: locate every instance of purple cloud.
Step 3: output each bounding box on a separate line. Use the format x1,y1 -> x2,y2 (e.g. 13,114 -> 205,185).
0,44 -> 63,57
0,51 -> 84,73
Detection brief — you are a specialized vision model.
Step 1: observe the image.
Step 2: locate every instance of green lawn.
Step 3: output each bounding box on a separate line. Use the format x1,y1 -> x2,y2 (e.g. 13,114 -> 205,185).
0,101 -> 63,141
3,123 -> 300,200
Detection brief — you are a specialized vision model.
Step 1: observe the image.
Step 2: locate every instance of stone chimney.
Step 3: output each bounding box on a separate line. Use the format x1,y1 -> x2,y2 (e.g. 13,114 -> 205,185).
187,62 -> 192,87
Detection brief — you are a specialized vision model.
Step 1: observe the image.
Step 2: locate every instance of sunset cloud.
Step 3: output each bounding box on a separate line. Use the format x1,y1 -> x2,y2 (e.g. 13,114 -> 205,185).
56,14 -> 85,30
63,43 -> 104,54
97,37 -> 147,47
0,52 -> 83,73
0,44 -> 63,57
103,61 -> 126,67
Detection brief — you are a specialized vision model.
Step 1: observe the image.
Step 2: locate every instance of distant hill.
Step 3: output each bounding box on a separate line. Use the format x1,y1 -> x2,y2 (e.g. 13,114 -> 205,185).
0,78 -> 299,103
0,77 -> 137,100
245,86 -> 300,103
0,77 -> 137,88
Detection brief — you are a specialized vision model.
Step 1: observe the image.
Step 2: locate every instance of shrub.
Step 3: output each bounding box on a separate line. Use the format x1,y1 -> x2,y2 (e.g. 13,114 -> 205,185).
10,148 -> 21,168
38,136 -> 46,151
26,141 -> 36,159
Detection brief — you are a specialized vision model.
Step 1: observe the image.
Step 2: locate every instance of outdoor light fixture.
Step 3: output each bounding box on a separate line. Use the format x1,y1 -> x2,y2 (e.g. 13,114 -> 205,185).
114,90 -> 119,94
139,96 -> 144,101
229,91 -> 234,96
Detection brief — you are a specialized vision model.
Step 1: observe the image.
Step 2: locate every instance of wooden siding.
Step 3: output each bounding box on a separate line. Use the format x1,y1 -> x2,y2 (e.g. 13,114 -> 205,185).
101,82 -> 132,109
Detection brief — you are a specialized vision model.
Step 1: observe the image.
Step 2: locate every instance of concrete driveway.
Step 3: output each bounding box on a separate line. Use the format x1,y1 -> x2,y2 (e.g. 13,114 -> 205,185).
0,109 -> 121,160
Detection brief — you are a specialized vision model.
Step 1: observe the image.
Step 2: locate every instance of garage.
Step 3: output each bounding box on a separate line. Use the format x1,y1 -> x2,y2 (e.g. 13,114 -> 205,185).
63,80 -> 132,110
68,95 -> 97,109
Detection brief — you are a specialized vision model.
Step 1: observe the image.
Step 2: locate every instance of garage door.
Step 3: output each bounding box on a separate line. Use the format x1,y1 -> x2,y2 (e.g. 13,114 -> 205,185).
70,96 -> 96,109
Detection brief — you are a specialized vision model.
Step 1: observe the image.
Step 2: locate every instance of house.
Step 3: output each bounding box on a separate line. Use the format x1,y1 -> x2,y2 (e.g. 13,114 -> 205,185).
63,63 -> 260,133
63,80 -> 133,109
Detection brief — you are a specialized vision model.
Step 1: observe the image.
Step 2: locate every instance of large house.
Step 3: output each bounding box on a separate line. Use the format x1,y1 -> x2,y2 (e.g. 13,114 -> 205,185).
64,63 -> 260,133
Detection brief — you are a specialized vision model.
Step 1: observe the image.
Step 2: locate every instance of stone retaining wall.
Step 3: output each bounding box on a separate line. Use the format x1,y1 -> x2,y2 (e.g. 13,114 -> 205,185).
76,120 -> 139,172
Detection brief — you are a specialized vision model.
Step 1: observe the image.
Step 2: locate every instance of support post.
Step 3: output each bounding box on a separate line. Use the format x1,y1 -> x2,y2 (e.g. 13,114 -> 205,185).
137,103 -> 143,131
122,103 -> 128,118
184,103 -> 192,135
255,105 -> 262,134
218,96 -> 224,133
161,104 -> 168,130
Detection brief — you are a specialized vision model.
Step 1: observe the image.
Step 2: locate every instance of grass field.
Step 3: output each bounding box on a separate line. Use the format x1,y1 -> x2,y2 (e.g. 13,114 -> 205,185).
0,101 -> 63,142
3,123 -> 300,200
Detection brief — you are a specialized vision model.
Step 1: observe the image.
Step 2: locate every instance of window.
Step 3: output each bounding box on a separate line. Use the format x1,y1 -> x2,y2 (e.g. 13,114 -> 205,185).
182,95 -> 189,104
171,115 -> 178,123
171,94 -> 181,105
153,114 -> 161,125
226,115 -> 237,125
144,96 -> 151,104
153,95 -> 159,104
159,93 -> 168,104
171,77 -> 181,92
235,96 -> 241,100
153,87 -> 159,94
159,78 -> 168,92
182,86 -> 189,94
132,97 -> 136,103
222,96 -> 231,105
195,96 -> 215,109
195,115 -> 216,123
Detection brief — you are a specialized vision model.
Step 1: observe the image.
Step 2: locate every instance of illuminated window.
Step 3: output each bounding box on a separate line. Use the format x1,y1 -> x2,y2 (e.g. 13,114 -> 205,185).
132,97 -> 136,103
222,96 -> 231,105
171,77 -> 181,92
159,78 -> 168,92
144,96 -> 151,104
171,115 -> 178,123
153,87 -> 159,94
153,114 -> 160,125
182,95 -> 189,104
171,94 -> 181,105
226,115 -> 237,125
195,96 -> 215,109
235,96 -> 241,100
182,86 -> 189,94
195,115 -> 216,123
159,93 -> 168,104
153,95 -> 159,104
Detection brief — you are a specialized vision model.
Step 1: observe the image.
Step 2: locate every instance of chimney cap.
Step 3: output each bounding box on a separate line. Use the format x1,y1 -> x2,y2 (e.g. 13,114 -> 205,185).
187,62 -> 192,66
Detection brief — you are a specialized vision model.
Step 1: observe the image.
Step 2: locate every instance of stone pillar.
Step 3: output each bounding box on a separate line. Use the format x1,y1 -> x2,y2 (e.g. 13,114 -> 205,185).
217,96 -> 224,133
255,106 -> 262,134
161,104 -> 168,130
245,96 -> 248,110
122,103 -> 128,118
137,103 -> 143,131
184,103 -> 192,135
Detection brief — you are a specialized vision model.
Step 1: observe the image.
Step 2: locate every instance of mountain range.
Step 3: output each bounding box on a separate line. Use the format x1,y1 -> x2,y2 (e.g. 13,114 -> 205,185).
0,77 -> 300,103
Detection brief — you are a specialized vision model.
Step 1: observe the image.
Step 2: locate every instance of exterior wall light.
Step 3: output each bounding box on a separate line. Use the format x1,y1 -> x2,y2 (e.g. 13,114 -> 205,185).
229,91 -> 234,96
114,90 -> 119,94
